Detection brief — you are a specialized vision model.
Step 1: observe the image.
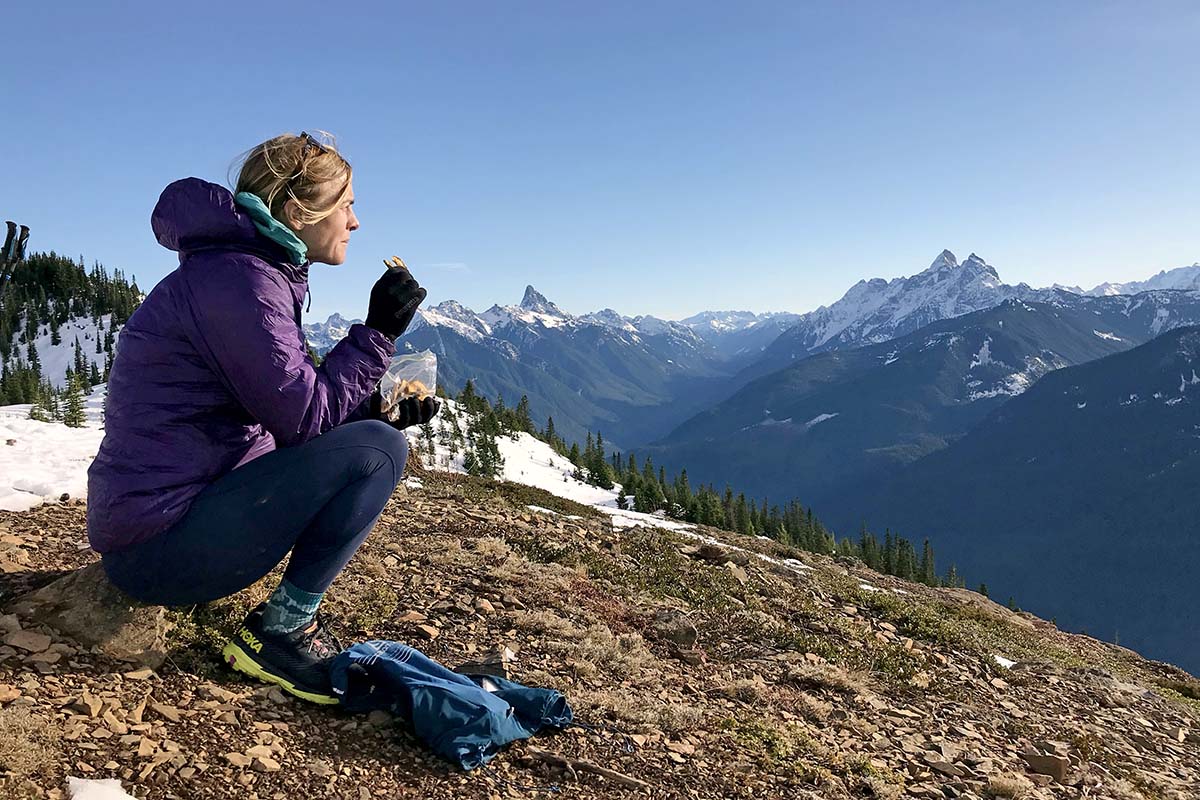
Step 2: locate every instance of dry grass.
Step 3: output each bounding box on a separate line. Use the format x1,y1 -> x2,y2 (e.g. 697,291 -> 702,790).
513,610 -> 581,638
720,677 -> 768,704
796,691 -> 833,723
573,688 -> 707,733
985,773 -> 1034,799
488,554 -> 577,600
786,661 -> 871,695
488,554 -> 534,586
471,536 -> 510,561
0,708 -> 61,781
546,623 -> 656,680
426,538 -> 465,566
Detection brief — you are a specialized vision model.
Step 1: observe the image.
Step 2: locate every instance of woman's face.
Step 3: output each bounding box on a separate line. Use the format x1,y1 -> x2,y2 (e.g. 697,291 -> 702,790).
288,179 -> 359,265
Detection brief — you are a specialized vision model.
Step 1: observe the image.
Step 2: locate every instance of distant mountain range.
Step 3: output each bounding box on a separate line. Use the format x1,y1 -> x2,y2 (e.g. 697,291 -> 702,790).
645,291 -> 1200,513
1056,262 -> 1200,297
837,326 -> 1200,674
303,287 -> 801,448
302,251 -> 1200,454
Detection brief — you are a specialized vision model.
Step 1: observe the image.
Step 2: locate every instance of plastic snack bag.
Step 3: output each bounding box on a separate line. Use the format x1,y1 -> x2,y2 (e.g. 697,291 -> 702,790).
379,350 -> 438,423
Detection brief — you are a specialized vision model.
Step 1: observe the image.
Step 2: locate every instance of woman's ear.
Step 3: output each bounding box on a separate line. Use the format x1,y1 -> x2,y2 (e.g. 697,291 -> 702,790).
281,198 -> 305,231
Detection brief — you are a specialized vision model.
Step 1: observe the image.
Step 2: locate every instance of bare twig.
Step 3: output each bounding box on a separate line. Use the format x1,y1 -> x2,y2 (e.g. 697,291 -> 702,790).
523,745 -> 652,790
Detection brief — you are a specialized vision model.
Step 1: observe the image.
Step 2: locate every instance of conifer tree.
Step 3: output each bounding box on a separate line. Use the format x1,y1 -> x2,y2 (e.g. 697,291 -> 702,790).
26,340 -> 40,375
74,337 -> 86,376
63,373 -> 86,428
515,395 -> 533,432
734,493 -> 752,535
28,384 -> 52,422
675,469 -> 693,508
419,421 -> 436,465
919,539 -> 936,586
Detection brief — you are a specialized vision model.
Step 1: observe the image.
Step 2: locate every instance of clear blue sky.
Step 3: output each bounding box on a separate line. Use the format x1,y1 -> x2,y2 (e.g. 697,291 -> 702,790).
2,1 -> 1197,321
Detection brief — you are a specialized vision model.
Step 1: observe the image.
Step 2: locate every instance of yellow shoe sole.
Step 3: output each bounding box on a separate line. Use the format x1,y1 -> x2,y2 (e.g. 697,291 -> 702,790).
221,641 -> 340,705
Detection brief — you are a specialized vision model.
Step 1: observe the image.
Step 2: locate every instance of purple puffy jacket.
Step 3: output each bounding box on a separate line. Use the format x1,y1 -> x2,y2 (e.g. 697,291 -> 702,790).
87,178 -> 394,553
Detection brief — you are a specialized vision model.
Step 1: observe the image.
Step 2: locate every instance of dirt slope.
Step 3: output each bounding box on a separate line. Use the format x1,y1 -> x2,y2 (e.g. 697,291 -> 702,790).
0,470 -> 1196,799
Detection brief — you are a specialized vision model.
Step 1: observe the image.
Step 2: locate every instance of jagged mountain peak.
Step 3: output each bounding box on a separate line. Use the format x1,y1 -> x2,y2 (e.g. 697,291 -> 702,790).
519,285 -> 565,317
928,249 -> 959,271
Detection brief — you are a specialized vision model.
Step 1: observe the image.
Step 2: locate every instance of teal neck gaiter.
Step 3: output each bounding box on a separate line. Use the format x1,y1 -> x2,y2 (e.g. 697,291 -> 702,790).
233,192 -> 309,266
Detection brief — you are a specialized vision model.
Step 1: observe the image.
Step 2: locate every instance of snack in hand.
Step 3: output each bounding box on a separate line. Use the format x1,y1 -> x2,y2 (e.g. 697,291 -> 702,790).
382,378 -> 432,420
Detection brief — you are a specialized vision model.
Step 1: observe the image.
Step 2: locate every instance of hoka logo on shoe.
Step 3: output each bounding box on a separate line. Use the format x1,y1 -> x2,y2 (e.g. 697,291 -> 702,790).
239,628 -> 263,653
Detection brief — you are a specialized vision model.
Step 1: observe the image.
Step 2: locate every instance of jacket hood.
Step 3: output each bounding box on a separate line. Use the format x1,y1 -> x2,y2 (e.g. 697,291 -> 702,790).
151,178 -> 310,275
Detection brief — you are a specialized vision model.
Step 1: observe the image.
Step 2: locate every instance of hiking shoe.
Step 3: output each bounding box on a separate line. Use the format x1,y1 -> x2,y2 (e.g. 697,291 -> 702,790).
221,603 -> 343,705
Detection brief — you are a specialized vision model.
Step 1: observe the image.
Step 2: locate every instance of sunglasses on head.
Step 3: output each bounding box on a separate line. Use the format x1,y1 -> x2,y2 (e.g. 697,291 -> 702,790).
298,131 -> 328,158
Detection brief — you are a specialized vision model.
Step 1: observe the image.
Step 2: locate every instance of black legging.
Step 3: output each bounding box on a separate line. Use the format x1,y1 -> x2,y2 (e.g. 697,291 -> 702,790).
102,420 -> 409,606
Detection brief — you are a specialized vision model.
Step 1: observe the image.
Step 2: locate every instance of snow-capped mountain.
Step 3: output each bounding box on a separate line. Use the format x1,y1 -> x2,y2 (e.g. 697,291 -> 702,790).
747,250 -> 1051,379
1063,263 -> 1200,297
301,312 -> 361,355
649,298 -> 1147,509
649,287 -> 1200,525
676,310 -> 803,360
390,285 -> 732,449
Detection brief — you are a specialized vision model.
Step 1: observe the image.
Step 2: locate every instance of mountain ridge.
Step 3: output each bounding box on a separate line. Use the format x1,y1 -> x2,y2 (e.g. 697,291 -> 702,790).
834,325 -> 1200,675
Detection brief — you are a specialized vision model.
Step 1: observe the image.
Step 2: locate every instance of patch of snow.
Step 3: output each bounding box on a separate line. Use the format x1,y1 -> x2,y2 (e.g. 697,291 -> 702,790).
1093,330 -> 1122,342
859,583 -> 880,592
804,413 -> 838,430
992,654 -> 1016,670
0,387 -> 107,511
1151,307 -> 1171,336
1076,402 -> 1087,409
968,337 -> 993,370
403,477 -> 424,489
68,777 -> 136,800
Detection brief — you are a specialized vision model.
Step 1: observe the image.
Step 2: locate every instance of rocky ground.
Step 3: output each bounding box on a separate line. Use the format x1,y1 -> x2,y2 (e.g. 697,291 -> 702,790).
0,466 -> 1197,799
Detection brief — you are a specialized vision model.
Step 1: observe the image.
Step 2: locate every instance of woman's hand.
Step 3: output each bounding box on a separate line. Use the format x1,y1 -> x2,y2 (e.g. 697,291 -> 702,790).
365,388 -> 441,429
365,265 -> 426,339
388,395 -> 441,429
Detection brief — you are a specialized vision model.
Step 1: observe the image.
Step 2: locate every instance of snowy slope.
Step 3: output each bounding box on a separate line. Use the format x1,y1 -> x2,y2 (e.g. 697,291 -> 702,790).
7,314 -> 116,389
0,386 -> 107,511
0,392 -> 692,534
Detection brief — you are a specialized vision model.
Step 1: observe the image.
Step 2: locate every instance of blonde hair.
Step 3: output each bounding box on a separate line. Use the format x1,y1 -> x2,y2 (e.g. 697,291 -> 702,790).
231,131 -> 352,227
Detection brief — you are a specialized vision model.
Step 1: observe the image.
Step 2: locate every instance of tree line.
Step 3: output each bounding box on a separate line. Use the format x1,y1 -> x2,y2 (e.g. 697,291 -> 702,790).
434,381 -> 971,590
0,251 -> 137,407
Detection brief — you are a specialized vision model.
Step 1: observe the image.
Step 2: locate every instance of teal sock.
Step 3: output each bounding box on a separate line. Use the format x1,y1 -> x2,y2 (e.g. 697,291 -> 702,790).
261,579 -> 324,634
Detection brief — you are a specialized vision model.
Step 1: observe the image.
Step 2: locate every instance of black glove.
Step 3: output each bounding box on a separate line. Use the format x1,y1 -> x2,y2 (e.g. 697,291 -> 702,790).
368,388 -> 440,429
389,395 -> 440,429
365,266 -> 427,339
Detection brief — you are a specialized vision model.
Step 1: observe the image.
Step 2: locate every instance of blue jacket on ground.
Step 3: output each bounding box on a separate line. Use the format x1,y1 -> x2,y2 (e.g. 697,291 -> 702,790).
328,641 -> 573,770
